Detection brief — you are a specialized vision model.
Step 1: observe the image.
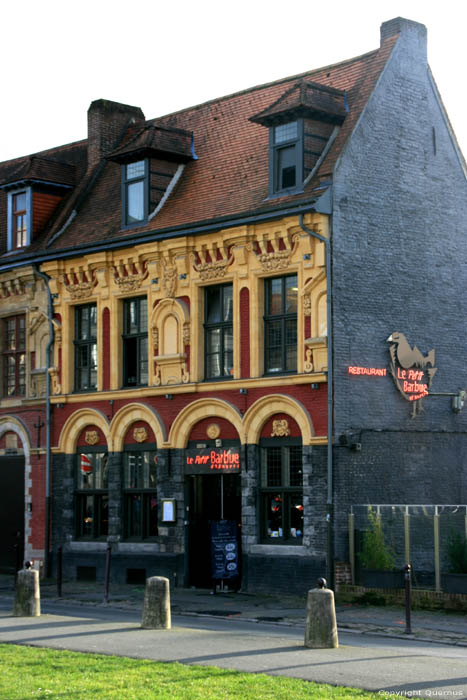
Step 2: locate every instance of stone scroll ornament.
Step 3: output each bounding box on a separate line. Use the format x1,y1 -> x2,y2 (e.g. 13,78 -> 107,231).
387,332 -> 437,417
271,419 -> 291,437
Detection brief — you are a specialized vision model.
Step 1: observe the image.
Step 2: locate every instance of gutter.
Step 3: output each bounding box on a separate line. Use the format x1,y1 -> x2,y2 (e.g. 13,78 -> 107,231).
298,192 -> 334,586
33,267 -> 54,577
0,198 -> 323,274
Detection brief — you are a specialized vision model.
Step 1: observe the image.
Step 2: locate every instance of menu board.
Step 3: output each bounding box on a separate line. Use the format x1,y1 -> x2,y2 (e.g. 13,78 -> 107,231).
210,520 -> 239,581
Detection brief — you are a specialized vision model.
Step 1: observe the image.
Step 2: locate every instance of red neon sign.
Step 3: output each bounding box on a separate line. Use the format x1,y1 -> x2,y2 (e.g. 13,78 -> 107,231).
348,366 -> 387,377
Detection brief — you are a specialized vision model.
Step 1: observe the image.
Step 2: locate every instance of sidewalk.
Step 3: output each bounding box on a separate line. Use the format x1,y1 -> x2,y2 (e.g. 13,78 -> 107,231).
1,575 -> 466,646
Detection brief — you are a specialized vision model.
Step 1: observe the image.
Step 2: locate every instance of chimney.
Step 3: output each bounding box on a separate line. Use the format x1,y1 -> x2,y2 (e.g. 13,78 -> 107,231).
381,17 -> 427,45
87,99 -> 145,171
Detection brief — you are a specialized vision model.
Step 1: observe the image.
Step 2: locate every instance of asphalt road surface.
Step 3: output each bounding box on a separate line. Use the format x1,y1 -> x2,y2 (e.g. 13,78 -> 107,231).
0,601 -> 466,698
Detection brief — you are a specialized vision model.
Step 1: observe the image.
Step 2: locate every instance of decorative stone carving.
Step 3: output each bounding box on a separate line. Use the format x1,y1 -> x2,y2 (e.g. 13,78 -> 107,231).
303,294 -> 312,316
61,270 -> 97,299
271,419 -> 291,437
182,322 -> 190,345
85,430 -> 99,445
151,298 -> 190,386
304,348 -> 314,373
191,246 -> 233,280
161,256 -> 177,298
133,427 -> 148,443
48,367 -> 61,395
0,278 -> 25,297
152,327 -> 159,352
250,233 -> 299,271
113,260 -> 147,291
207,423 -> 220,439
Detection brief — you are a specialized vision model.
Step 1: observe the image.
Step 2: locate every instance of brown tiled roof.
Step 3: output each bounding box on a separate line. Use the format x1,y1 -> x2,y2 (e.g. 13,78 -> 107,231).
0,32 -> 399,257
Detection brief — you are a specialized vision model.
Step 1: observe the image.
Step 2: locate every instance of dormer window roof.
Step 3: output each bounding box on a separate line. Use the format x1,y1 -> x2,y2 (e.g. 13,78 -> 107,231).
106,124 -> 197,164
250,79 -> 348,127
0,156 -> 75,192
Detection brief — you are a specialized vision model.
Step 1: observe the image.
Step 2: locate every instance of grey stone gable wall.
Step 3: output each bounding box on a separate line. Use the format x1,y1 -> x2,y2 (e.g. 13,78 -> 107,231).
332,23 -> 467,437
329,22 -> 467,564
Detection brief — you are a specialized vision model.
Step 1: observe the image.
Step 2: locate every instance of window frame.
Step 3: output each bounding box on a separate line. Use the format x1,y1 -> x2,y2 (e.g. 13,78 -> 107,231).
75,450 -> 109,540
268,120 -> 304,197
74,303 -> 98,393
2,315 -> 26,397
122,448 -> 158,540
264,274 -> 298,375
204,283 -> 234,381
121,159 -> 149,228
7,187 -> 32,250
122,296 -> 148,388
259,441 -> 303,545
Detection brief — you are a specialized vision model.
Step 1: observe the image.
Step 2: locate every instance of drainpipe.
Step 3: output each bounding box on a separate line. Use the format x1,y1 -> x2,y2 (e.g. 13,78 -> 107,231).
298,206 -> 334,586
34,267 -> 54,578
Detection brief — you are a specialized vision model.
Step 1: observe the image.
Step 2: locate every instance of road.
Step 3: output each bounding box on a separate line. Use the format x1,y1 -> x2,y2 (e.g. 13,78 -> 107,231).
0,600 -> 466,698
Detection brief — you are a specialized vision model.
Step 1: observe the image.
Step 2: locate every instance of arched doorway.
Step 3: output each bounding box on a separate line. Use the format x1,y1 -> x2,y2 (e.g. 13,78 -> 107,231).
0,422 -> 29,574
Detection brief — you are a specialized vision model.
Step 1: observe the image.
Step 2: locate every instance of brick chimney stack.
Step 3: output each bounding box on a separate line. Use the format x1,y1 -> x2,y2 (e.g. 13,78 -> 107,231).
380,17 -> 427,56
87,99 -> 145,171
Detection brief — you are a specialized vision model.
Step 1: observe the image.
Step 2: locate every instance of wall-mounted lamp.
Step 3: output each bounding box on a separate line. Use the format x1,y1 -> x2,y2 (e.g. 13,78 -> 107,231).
165,394 -> 173,400
452,390 -> 467,413
239,388 -> 248,395
56,403 -> 64,409
311,383 -> 320,390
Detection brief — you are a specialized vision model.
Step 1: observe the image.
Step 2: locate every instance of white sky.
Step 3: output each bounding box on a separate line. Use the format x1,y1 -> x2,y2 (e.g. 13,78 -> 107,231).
1,0 -> 466,162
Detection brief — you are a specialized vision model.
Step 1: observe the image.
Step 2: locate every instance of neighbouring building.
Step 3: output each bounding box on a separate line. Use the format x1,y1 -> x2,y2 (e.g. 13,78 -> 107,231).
0,17 -> 466,594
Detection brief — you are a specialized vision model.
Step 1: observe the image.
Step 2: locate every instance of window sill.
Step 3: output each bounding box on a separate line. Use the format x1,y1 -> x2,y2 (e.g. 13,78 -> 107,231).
248,544 -> 305,556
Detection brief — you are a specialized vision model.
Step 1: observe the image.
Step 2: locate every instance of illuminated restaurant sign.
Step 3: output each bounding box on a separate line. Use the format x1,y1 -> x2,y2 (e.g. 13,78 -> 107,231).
348,332 -> 437,415
185,448 -> 241,475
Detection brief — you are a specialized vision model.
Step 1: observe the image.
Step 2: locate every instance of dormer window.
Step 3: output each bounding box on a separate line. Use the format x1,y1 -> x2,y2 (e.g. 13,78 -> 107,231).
122,160 -> 148,226
271,121 -> 303,195
12,192 -> 28,248
7,188 -> 32,251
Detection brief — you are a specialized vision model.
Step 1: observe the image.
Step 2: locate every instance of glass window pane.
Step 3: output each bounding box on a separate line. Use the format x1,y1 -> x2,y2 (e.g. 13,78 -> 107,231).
289,446 -> 303,486
266,447 -> 282,487
274,122 -> 297,144
128,494 -> 143,537
206,287 -> 221,323
265,494 -> 283,537
207,328 -> 221,353
80,495 -> 94,538
223,286 -> 233,321
147,495 -> 158,537
267,278 -> 282,315
277,146 -> 296,189
98,496 -> 109,536
139,298 -> 148,331
127,181 -> 145,222
126,161 -> 145,180
289,493 -> 304,535
285,276 -> 298,313
206,354 -> 221,378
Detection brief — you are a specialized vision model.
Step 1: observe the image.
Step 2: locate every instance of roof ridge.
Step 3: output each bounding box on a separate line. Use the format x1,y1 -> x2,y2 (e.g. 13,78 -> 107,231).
0,138 -> 87,168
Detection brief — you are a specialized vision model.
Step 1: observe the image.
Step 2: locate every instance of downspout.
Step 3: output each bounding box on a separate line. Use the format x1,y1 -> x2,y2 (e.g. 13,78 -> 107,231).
299,204 -> 334,586
34,267 -> 54,577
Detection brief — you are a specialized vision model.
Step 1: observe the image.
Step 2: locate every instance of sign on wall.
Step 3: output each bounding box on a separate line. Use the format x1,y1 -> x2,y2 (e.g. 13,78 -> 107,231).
347,332 -> 437,417
185,448 -> 241,475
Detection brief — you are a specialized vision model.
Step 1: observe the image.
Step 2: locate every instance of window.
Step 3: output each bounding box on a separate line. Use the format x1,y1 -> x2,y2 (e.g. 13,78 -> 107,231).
7,189 -> 32,250
12,193 -> 28,248
75,452 -> 108,538
264,275 -> 298,373
123,297 -> 148,387
122,160 -> 148,226
74,304 -> 97,392
260,443 -> 303,543
123,451 -> 158,538
269,121 -> 303,196
3,316 -> 26,396
204,284 -> 233,379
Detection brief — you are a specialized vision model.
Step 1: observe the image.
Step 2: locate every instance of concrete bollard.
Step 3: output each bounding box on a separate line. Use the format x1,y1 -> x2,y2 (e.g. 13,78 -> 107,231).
304,577 -> 338,648
13,562 -> 41,617
141,576 -> 171,629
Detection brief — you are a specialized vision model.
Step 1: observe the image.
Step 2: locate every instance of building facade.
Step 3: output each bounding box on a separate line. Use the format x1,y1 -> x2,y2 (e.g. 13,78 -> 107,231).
0,18 -> 466,593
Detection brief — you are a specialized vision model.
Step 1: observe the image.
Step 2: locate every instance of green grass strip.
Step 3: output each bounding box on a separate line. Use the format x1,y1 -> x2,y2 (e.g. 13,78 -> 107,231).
0,642 -> 380,699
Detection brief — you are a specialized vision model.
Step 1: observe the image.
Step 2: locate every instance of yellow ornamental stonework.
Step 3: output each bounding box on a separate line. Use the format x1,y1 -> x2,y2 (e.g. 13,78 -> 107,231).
41,212 -> 328,402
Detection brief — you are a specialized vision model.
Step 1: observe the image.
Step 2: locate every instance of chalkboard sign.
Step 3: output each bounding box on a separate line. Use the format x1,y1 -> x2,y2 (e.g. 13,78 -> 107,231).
210,520 -> 239,581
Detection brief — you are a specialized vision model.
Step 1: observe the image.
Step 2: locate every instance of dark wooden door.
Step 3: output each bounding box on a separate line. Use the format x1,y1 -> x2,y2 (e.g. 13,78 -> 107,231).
0,456 -> 24,573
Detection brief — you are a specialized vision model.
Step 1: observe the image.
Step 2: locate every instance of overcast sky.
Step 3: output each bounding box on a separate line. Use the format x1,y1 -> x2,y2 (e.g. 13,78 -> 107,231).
1,0 -> 466,162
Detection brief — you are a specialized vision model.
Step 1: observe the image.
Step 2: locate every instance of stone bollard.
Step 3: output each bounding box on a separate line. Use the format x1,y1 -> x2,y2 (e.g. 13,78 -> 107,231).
13,562 -> 41,617
304,577 -> 338,648
141,576 -> 171,629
